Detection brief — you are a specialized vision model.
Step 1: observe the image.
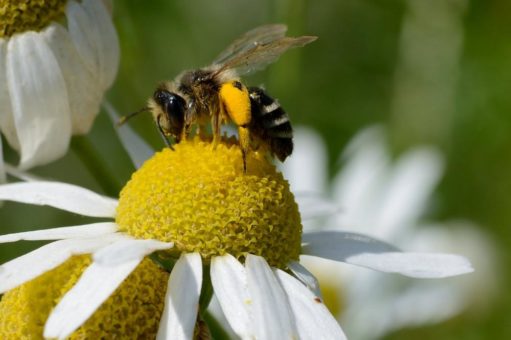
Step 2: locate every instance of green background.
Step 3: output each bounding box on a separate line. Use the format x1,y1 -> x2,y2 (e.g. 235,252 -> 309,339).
1,0 -> 510,338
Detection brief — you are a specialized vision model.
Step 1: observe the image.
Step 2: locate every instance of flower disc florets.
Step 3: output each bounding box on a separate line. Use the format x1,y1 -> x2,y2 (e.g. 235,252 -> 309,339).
116,138 -> 302,269
0,0 -> 67,37
0,256 -> 168,338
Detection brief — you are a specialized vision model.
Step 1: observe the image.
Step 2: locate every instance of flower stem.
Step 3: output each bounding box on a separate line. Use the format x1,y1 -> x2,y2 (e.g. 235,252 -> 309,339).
199,267 -> 232,338
199,266 -> 214,313
203,310 -> 231,340
71,136 -> 122,197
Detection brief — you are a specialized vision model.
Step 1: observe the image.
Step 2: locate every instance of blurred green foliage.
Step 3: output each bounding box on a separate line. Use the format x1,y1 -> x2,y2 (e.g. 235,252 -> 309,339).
1,0 -> 510,338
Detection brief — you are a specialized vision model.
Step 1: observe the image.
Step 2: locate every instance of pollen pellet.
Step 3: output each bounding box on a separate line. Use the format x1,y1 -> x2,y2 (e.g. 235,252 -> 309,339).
116,138 -> 302,268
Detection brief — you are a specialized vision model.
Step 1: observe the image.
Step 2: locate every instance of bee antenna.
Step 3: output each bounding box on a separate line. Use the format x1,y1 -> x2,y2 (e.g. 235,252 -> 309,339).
117,107 -> 149,126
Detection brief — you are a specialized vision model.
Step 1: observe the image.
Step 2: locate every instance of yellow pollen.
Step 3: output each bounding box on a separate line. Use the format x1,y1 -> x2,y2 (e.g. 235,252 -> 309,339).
116,138 -> 302,269
0,0 -> 67,38
0,256 -> 168,338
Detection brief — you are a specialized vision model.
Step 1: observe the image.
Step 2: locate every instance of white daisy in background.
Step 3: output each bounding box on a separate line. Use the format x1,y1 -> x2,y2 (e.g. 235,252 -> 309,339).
0,0 -> 119,171
0,132 -> 473,339
283,126 -> 496,339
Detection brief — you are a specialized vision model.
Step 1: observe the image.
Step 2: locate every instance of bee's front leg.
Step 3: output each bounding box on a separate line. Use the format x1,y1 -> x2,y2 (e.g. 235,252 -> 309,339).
156,115 -> 174,150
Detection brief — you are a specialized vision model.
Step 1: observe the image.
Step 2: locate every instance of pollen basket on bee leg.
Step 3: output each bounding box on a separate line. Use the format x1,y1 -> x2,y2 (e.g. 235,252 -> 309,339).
219,81 -> 251,126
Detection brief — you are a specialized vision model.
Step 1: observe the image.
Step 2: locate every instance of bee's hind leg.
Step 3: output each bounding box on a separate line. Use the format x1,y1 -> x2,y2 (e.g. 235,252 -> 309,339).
238,126 -> 250,173
242,149 -> 247,173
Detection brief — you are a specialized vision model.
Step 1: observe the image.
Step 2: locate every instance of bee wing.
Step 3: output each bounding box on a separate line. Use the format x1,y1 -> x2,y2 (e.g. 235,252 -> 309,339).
213,24 -> 288,66
211,24 -> 317,77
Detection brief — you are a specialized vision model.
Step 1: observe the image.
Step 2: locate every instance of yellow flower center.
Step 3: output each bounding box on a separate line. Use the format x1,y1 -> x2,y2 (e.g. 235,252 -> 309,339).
0,256 -> 168,338
0,0 -> 67,38
116,138 -> 302,269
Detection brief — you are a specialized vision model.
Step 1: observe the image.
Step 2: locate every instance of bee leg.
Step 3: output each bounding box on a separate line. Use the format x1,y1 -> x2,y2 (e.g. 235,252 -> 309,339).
238,126 -> 250,173
211,113 -> 221,149
242,149 -> 247,173
183,103 -> 195,141
157,115 -> 174,150
179,129 -> 187,143
178,120 -> 190,143
218,81 -> 252,171
196,124 -> 208,141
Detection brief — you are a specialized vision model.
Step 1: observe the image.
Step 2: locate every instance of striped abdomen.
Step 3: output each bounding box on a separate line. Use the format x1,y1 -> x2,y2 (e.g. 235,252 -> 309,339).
248,87 -> 293,162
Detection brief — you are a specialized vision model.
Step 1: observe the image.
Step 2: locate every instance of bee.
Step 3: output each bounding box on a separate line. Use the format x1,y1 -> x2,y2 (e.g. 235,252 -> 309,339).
120,24 -> 317,170
247,86 -> 294,162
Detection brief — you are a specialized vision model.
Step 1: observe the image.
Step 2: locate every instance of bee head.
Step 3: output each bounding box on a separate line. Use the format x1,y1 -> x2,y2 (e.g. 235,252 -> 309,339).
153,89 -> 186,137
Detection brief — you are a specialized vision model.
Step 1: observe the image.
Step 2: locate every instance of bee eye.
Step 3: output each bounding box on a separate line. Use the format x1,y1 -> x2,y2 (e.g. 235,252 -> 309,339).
154,90 -> 169,103
154,88 -> 184,109
154,89 -> 185,116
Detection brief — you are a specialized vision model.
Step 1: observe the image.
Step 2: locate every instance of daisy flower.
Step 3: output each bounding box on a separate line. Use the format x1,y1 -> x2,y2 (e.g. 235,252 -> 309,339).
0,137 -> 472,339
283,126 -> 495,339
0,0 -> 119,170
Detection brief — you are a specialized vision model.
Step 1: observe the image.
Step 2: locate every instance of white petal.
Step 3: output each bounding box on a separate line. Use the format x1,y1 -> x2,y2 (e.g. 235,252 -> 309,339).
101,0 -> 113,14
302,231 -> 399,261
275,269 -> 346,340
371,148 -> 444,238
295,192 -> 340,221
287,261 -> 322,298
302,231 -> 473,277
342,125 -> 386,158
211,254 -> 253,339
331,126 -> 389,231
43,23 -> 102,135
104,101 -> 154,169
280,126 -> 328,193
0,38 -> 19,151
4,163 -> 45,181
0,181 -> 118,217
6,31 -> 71,169
66,1 -> 96,74
44,258 -> 141,339
157,253 -> 202,340
245,254 -> 297,339
66,0 -> 119,91
0,234 -> 123,293
220,124 -> 238,138
81,0 -> 119,89
346,252 -> 474,278
94,238 -> 173,266
0,222 -> 118,243
0,136 -> 5,184
355,283 -> 465,336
